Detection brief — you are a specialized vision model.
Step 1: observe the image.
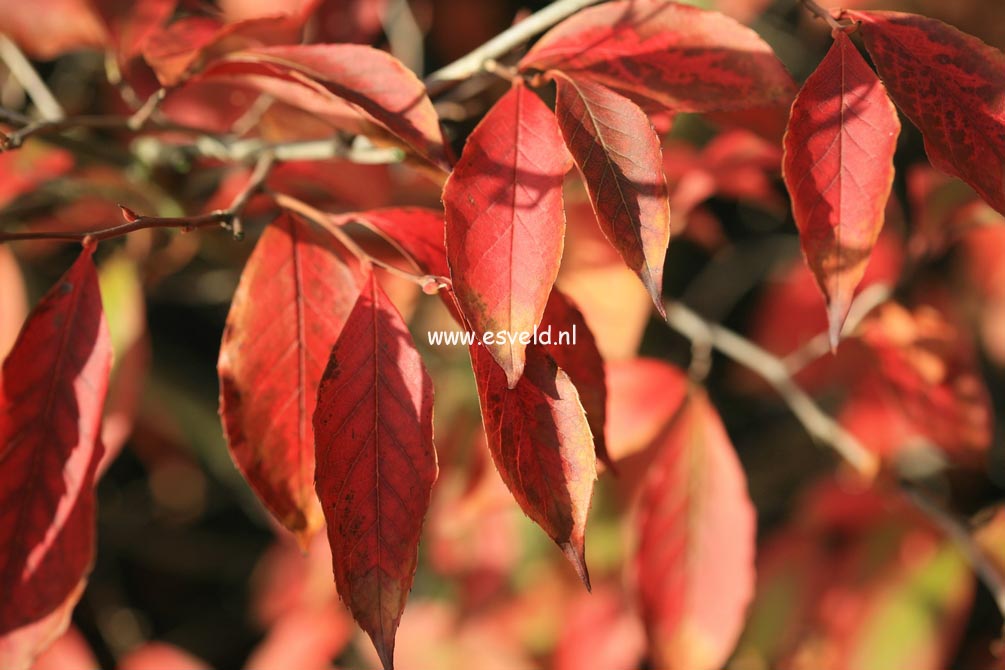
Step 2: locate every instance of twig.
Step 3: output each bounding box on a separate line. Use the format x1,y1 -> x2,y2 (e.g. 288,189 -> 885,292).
906,488 -> 1005,620
0,151 -> 276,244
0,35 -> 64,121
383,0 -> 425,75
0,103 -> 406,165
424,0 -> 605,94
799,0 -> 845,32
784,283 -> 893,374
664,300 -> 880,477
127,88 -> 166,131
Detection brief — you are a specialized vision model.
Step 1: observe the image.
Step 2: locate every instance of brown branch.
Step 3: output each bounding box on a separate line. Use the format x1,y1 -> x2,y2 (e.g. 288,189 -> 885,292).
0,151 -> 276,244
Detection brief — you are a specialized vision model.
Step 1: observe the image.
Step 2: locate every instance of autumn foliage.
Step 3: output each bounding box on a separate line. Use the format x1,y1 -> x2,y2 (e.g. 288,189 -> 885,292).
0,0 -> 1003,669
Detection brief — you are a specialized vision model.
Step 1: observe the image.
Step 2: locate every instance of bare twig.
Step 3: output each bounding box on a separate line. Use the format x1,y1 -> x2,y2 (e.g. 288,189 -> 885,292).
126,88 -> 166,131
424,0 -> 605,94
0,35 -> 64,121
906,489 -> 1005,619
383,0 -> 425,75
799,0 -> 845,31
664,300 -> 880,477
0,151 -> 276,244
784,283 -> 893,373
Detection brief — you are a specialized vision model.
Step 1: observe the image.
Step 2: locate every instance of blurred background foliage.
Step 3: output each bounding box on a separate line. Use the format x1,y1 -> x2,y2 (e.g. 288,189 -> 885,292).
1,0 -> 1004,669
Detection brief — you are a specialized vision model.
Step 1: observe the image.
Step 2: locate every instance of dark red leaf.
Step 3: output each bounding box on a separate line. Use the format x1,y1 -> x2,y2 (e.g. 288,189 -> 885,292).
201,45 -> 449,169
470,340 -> 596,589
848,10 -> 1005,215
553,73 -> 671,313
783,30 -> 901,347
520,0 -> 796,113
313,270 -> 437,670
540,289 -> 612,471
0,247 -> 111,634
636,389 -> 756,670
444,83 -> 572,387
219,213 -> 360,545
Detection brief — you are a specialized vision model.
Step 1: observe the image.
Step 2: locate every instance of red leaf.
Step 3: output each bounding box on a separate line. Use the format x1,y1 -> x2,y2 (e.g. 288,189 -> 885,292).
243,601 -> 353,670
313,270 -> 437,670
348,208 -> 451,279
604,358 -> 688,464
0,0 -> 106,59
470,340 -> 596,589
540,289 -> 612,471
848,10 -> 1005,215
0,247 -> 111,634
553,584 -> 646,670
0,245 -> 27,361
201,45 -> 449,169
519,0 -> 796,113
0,580 -> 86,670
143,15 -> 302,86
118,642 -> 211,670
635,389 -> 756,670
29,624 -> 97,670
444,83 -> 571,387
219,213 -> 360,545
553,73 -> 671,312
96,0 -> 177,63
840,302 -> 992,463
783,30 -> 901,347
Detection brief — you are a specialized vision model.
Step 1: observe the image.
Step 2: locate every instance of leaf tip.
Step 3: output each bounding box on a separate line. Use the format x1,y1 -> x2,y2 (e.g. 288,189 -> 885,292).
561,541 -> 591,592
372,633 -> 396,670
827,295 -> 851,353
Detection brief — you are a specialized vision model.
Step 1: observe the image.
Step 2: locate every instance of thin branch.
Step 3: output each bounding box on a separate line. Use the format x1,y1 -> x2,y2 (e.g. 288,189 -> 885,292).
664,300 -> 880,477
799,0 -> 846,31
906,488 -> 1005,619
424,0 -> 605,94
383,0 -> 425,75
0,151 -> 276,244
126,88 -> 166,131
0,36 -> 64,121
